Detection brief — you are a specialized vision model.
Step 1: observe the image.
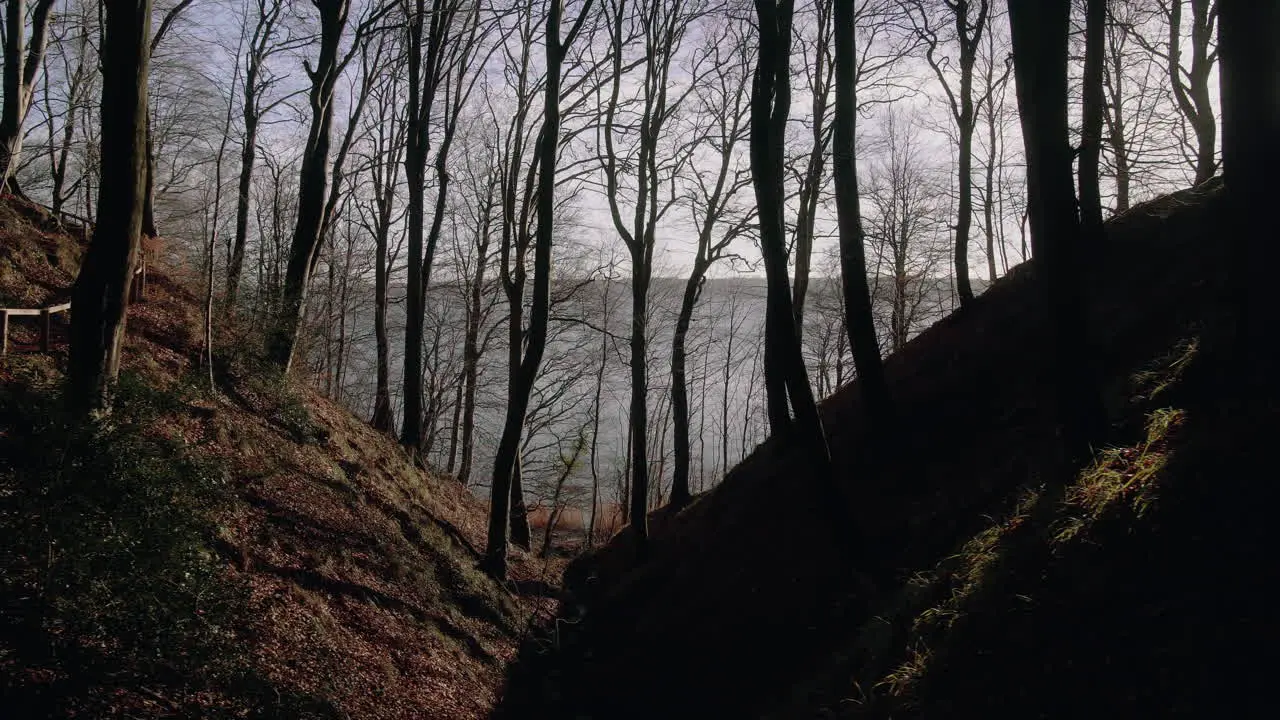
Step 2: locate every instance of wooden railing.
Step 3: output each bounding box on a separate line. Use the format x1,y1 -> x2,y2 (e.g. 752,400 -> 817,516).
0,257 -> 148,356
0,199 -> 153,356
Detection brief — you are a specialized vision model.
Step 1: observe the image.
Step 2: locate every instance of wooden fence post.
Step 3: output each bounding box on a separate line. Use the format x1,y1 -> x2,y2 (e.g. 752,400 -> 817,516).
1,310 -> 8,355
40,308 -> 51,352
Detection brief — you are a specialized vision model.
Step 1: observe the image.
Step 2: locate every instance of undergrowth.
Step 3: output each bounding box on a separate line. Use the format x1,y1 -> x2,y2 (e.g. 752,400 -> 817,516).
0,363 -> 336,718
827,333 -> 1204,717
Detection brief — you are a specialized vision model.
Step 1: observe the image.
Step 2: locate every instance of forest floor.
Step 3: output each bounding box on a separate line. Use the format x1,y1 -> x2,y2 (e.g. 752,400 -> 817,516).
0,197 -> 564,719
495,177 -> 1278,718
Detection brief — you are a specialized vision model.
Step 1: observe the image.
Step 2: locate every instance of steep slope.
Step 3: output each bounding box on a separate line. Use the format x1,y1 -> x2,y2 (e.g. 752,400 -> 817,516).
495,179 -> 1273,718
0,198 -> 558,719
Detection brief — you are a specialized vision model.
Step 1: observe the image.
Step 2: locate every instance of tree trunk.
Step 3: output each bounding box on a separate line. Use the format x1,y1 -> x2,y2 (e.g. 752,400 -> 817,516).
0,0 -> 56,191
627,267 -> 651,538
68,0 -> 151,412
952,1 -> 985,307
370,211 -> 394,431
669,270 -> 702,509
483,0 -> 584,580
1008,0 -> 1106,460
226,113 -> 258,309
270,0 -> 348,373
457,256 -> 486,483
833,0 -> 892,433
1103,19 -> 1131,213
792,0 -> 832,332
141,112 -> 158,237
1218,0 -> 1280,381
752,0 -> 832,470
1168,0 -> 1219,184
1079,0 -> 1106,242
510,457 -> 531,549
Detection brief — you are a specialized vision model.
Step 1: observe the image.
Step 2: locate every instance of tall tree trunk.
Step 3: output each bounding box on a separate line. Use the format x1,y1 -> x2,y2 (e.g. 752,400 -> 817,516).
270,0 -> 349,372
1218,0 -> 1280,382
0,0 -> 57,190
483,0 -> 591,580
833,0 -> 891,431
791,0 -> 832,332
458,255 -> 485,481
1079,0 -> 1106,241
68,0 -> 151,412
1008,0 -> 1106,460
400,0 -> 445,454
752,0 -> 831,463
510,457 -> 531,550
953,1 -> 987,306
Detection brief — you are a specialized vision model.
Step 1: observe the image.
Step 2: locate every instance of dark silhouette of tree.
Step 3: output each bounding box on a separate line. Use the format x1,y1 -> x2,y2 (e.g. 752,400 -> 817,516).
483,0 -> 595,581
268,0 -> 351,371
140,0 -> 198,239
401,0 -> 458,453
225,0 -> 295,310
68,0 -> 152,412
670,18 -> 753,511
752,0 -> 827,449
1008,0 -> 1106,459
904,0 -> 990,308
1218,0 -> 1279,381
0,0 -> 57,191
834,0 -> 892,431
1079,0 -> 1106,242
269,0 -> 386,372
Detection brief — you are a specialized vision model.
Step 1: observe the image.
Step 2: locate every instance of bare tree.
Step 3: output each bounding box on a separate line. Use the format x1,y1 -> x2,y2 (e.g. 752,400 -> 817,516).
483,0 -> 595,581
789,0 -> 833,331
903,0 -> 989,307
139,0 -> 198,239
1079,0 -> 1106,240
0,0 -> 57,191
670,16 -> 753,509
1009,0 -> 1105,458
863,108 -> 950,352
599,0 -> 701,540
751,0 -> 829,467
40,1 -> 96,216
68,0 -> 152,411
225,0 -> 296,309
270,0 -> 385,371
834,0 -> 891,431
352,32 -> 407,432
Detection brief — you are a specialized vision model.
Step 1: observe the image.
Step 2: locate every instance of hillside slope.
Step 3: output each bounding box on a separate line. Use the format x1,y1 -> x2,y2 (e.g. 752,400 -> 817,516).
0,198 -> 558,719
495,178 -> 1276,717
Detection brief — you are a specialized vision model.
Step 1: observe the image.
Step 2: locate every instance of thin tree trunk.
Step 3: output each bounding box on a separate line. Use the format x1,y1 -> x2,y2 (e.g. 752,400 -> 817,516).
370,215 -> 394,431
1079,0 -> 1106,242
669,271 -> 701,509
